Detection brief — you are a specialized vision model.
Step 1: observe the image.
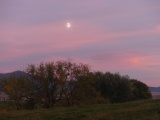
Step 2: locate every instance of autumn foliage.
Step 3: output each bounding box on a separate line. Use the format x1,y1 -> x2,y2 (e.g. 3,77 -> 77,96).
2,60 -> 152,109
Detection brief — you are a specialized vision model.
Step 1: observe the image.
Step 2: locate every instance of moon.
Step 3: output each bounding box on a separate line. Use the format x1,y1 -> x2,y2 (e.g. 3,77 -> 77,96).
66,22 -> 71,28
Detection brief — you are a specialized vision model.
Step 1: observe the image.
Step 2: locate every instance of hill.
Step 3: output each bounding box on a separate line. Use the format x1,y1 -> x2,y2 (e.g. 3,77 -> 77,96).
149,87 -> 160,92
149,87 -> 160,99
0,71 -> 27,78
0,71 -> 28,91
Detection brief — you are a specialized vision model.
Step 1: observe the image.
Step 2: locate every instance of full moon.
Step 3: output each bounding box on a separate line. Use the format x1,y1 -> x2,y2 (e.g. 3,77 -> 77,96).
66,22 -> 71,28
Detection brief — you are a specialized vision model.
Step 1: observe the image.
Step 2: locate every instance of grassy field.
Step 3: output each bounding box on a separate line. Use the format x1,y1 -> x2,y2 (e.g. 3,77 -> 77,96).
0,100 -> 160,120
151,92 -> 160,99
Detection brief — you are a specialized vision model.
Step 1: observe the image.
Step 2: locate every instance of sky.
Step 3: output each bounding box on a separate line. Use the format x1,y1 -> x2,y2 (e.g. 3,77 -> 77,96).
0,0 -> 160,87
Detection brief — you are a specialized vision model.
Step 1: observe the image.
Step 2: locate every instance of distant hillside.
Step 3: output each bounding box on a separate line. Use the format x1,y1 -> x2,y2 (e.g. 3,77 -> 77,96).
151,92 -> 160,99
149,87 -> 160,92
0,71 -> 27,79
149,87 -> 160,99
0,71 -> 28,91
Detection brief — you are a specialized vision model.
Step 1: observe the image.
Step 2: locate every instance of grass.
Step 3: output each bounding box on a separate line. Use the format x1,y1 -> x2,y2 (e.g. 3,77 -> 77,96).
0,100 -> 160,120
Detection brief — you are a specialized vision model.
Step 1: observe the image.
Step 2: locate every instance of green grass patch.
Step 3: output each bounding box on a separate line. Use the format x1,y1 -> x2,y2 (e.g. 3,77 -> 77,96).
0,100 -> 160,120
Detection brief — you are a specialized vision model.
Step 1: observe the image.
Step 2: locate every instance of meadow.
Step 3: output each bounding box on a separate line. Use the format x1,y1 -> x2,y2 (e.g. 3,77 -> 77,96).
0,100 -> 160,120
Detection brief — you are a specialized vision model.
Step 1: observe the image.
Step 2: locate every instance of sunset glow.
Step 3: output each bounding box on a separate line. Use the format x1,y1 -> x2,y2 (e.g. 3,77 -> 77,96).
0,0 -> 160,87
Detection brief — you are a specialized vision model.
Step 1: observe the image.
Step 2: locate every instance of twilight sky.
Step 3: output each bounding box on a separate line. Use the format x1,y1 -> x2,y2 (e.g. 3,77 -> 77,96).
0,0 -> 160,86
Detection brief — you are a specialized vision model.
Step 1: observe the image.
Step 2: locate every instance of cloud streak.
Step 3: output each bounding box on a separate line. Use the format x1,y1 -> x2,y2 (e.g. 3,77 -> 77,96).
0,0 -> 160,86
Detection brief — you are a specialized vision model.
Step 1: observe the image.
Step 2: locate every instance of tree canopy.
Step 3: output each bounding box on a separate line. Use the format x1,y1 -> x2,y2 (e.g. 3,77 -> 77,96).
2,60 -> 152,109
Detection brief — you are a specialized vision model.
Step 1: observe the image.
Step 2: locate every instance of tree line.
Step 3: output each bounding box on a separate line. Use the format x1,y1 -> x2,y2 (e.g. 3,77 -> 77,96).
2,60 -> 152,110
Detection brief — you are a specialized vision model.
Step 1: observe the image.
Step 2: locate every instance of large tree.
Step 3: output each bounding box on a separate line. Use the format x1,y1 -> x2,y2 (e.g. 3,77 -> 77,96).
26,60 -> 95,107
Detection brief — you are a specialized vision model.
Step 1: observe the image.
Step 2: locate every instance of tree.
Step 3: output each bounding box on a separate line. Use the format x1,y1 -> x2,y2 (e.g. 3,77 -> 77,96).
26,60 -> 95,107
70,72 -> 104,105
3,76 -> 34,110
26,62 -> 58,108
95,72 -> 132,103
130,79 -> 152,100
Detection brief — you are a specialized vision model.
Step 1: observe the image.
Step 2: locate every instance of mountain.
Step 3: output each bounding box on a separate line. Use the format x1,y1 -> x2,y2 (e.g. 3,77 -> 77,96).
0,70 -> 27,78
149,87 -> 160,92
0,71 -> 29,91
149,87 -> 160,99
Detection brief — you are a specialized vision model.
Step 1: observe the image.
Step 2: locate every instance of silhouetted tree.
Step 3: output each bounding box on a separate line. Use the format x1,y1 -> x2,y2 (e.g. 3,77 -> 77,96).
95,72 -> 132,103
130,79 -> 152,100
3,76 -> 34,110
26,60 -> 95,107
3,60 -> 152,110
69,72 -> 104,105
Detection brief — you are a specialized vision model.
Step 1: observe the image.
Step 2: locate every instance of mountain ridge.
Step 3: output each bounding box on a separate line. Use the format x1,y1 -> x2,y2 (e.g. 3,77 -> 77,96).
149,87 -> 160,92
0,71 -> 27,78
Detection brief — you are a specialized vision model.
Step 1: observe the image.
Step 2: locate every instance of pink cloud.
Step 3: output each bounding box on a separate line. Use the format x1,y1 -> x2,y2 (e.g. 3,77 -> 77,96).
127,55 -> 160,69
155,24 -> 160,33
0,21 -> 103,62
85,53 -> 160,72
1,20 -> 159,66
